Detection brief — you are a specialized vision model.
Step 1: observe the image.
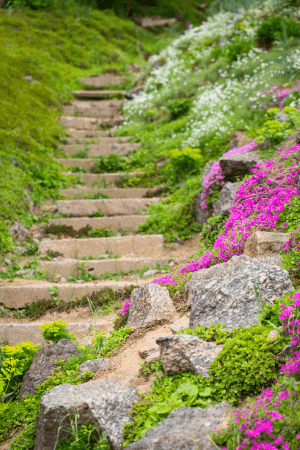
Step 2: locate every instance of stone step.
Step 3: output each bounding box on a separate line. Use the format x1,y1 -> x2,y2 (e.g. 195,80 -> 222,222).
141,17 -> 177,28
48,215 -> 149,232
59,187 -> 156,199
0,280 -> 147,309
59,116 -> 123,130
57,158 -> 95,170
56,198 -> 158,216
63,100 -> 124,119
72,90 -> 126,99
39,234 -> 163,258
63,136 -> 132,145
65,172 -> 143,187
39,257 -> 169,278
63,130 -> 113,139
0,322 -> 106,346
79,75 -> 125,88
61,142 -> 139,157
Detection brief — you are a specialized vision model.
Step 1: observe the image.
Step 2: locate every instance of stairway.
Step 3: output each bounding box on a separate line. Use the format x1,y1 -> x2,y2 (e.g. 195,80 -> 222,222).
0,75 -> 170,345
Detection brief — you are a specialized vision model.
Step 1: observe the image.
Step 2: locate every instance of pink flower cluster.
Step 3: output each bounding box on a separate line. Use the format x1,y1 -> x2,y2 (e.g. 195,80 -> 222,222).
258,80 -> 300,110
218,292 -> 300,450
153,140 -> 300,287
121,300 -> 131,315
200,141 -> 258,210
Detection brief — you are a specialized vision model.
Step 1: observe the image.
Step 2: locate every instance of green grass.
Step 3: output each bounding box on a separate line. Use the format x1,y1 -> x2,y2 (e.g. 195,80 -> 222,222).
0,6 -> 183,239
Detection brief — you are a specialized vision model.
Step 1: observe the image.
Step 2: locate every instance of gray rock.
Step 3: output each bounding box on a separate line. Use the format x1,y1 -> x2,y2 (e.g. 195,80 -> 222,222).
296,130 -> 300,145
213,182 -> 241,216
139,346 -> 158,359
219,151 -> 260,182
228,131 -> 252,150
276,112 -> 288,123
4,258 -> 11,265
156,335 -> 222,377
200,160 -> 217,187
125,86 -> 143,100
9,220 -> 30,240
24,75 -> 35,83
194,193 -> 212,226
60,277 -> 67,283
143,269 -> 159,277
34,379 -> 139,450
273,344 -> 294,361
230,8 -> 244,22
126,402 -> 231,450
19,339 -> 80,400
188,255 -> 294,331
297,176 -> 300,196
169,315 -> 190,334
244,231 -> 290,258
127,283 -> 179,329
78,358 -> 109,376
267,329 -> 279,340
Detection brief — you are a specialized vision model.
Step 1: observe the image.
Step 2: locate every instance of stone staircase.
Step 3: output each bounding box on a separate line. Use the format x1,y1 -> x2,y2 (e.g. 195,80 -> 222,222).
0,74 -> 170,345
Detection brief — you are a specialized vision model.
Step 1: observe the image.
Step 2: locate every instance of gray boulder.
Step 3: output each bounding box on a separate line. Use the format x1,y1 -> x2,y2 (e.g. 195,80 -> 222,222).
228,130 -> 252,150
219,151 -> 260,182
213,182 -> 241,216
297,176 -> 300,196
34,379 -> 139,450
9,220 -> 30,240
19,339 -> 80,400
244,231 -> 290,258
126,402 -> 231,450
78,358 -> 109,377
200,160 -> 217,187
156,335 -> 222,377
194,194 -> 212,226
169,315 -> 189,334
127,283 -> 179,329
188,255 -> 293,331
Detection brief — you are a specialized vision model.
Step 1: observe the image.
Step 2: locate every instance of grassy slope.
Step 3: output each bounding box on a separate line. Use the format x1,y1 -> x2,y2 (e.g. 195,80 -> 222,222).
0,6 -> 183,229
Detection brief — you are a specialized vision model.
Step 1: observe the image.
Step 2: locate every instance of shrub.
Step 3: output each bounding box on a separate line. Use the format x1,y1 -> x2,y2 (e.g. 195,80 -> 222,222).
0,220 -> 12,256
39,320 -> 76,345
200,214 -> 226,249
225,36 -> 253,62
87,228 -> 116,238
56,421 -> 110,450
92,326 -> 133,357
280,228 -> 300,287
92,154 -> 127,174
277,196 -> 300,233
256,15 -> 300,49
169,147 -> 203,180
167,98 -> 191,121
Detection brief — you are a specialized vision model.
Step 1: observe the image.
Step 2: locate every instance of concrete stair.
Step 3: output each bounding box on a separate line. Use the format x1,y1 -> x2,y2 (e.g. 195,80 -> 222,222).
59,116 -> 123,130
63,100 -> 124,119
78,75 -> 125,88
66,172 -> 143,187
39,235 -> 163,258
59,187 -> 156,199
63,136 -> 132,145
62,130 -> 113,139
72,90 -> 126,99
60,142 -> 139,157
56,198 -> 158,217
39,257 -> 169,278
57,158 -> 95,170
48,215 -> 150,232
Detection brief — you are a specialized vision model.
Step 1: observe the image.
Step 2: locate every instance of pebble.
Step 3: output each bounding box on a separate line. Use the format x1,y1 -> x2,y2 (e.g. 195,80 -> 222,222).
4,258 -> 11,265
143,269 -> 159,277
60,277 -> 67,283
76,280 -> 85,284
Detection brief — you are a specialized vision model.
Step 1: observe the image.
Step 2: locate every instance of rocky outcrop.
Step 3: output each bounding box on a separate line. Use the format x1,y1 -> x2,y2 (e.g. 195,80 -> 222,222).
219,151 -> 260,182
34,379 -> 138,450
78,358 -> 109,376
187,255 -> 293,331
19,340 -> 80,400
139,346 -> 160,364
125,402 -> 231,450
9,220 -> 30,240
213,182 -> 241,216
170,315 -> 189,334
244,231 -> 290,258
127,283 -> 179,329
200,160 -> 217,187
228,130 -> 252,150
156,335 -> 222,377
194,194 -> 212,226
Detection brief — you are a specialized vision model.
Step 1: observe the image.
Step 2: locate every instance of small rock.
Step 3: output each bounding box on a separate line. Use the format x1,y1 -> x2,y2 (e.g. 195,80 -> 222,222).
143,269 -> 159,277
100,254 -> 109,259
34,379 -> 139,450
276,112 -> 288,123
219,151 -> 260,182
267,329 -> 279,340
125,86 -> 143,100
145,351 -> 160,364
228,131 -> 252,150
78,358 -> 109,376
174,237 -> 184,245
52,207 -> 58,213
125,403 -> 231,450
213,182 -> 241,216
54,274 -> 62,282
19,340 -> 80,400
76,280 -> 85,284
156,334 -> 222,377
16,270 -> 26,276
4,258 -> 11,265
33,233 -> 41,238
169,261 -> 175,267
130,274 -> 141,280
33,239 -> 39,244
127,283 -> 179,329
244,231 -> 290,258
9,221 -> 30,240
24,75 -> 35,83
169,315 -> 190,334
139,347 -> 158,359
60,277 -> 67,283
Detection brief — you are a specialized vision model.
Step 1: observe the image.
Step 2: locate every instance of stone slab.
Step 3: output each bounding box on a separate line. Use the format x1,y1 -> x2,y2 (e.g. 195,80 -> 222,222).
56,198 -> 159,216
244,231 -> 290,257
59,187 -> 157,199
61,142 -> 139,157
39,257 -> 169,278
63,136 -> 131,145
48,215 -> 149,232
66,172 -> 143,187
0,281 -> 147,309
78,75 -> 125,88
39,235 -> 164,258
56,158 -> 95,170
59,116 -> 123,130
72,90 -> 126,99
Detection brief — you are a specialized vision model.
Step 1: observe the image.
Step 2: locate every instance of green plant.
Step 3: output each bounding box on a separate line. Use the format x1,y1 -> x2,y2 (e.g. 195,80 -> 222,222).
92,326 -> 133,357
0,220 -> 13,256
93,154 -> 127,174
92,211 -> 104,218
277,196 -> 300,232
40,320 -> 77,344
167,98 -> 191,121
87,228 -> 117,238
256,15 -> 300,49
55,419 -> 110,450
225,36 -> 253,62
180,322 -> 235,344
169,147 -> 203,180
200,214 -> 226,248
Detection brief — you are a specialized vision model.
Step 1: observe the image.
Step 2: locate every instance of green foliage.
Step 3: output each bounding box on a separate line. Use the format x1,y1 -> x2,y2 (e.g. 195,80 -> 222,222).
256,15 -> 300,49
180,322 -> 235,344
261,291 -> 297,328
279,229 -> 300,288
225,36 -> 253,62
277,196 -> 300,233
0,220 -> 12,256
209,324 -> 289,402
40,320 -> 76,344
200,214 -> 227,248
87,228 -> 117,238
167,98 -> 192,121
92,326 -> 133,357
0,343 -> 41,402
56,421 -> 110,450
169,147 -> 203,180
93,154 -> 128,174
